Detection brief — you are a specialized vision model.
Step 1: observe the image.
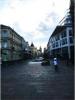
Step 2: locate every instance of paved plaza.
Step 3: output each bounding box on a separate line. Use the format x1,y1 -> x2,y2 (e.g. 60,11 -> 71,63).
1,60 -> 74,100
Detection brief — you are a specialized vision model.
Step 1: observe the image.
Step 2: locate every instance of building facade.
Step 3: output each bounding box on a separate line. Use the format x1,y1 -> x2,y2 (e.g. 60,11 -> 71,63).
0,24 -> 28,62
47,12 -> 74,62
47,25 -> 74,61
30,43 -> 37,58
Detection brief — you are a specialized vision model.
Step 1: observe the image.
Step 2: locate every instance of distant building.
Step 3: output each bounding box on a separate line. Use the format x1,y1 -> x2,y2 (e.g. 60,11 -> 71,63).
30,43 -> 37,58
29,43 -> 43,58
0,24 -> 29,62
37,46 -> 42,57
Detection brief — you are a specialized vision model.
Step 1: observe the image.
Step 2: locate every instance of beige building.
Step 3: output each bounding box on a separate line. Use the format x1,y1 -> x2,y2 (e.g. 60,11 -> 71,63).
0,24 -> 27,62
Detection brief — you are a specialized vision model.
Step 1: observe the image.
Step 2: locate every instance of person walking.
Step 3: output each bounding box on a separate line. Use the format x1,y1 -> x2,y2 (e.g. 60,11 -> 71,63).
53,57 -> 58,71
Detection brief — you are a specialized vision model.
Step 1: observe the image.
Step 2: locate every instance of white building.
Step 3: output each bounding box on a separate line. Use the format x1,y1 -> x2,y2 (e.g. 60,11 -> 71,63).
47,12 -> 74,62
47,25 -> 74,60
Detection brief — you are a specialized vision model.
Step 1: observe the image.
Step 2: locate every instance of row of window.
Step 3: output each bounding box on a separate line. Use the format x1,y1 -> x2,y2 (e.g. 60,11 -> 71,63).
50,29 -> 73,43
51,37 -> 73,48
1,41 -> 24,51
1,30 -> 22,43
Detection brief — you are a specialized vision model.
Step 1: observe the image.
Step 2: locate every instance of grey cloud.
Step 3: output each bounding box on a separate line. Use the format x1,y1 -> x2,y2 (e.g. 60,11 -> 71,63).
37,22 -> 54,35
37,12 -> 61,35
47,12 -> 59,22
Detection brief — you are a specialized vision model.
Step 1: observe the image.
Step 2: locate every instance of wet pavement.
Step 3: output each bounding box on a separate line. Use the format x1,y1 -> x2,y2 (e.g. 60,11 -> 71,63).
1,60 -> 74,100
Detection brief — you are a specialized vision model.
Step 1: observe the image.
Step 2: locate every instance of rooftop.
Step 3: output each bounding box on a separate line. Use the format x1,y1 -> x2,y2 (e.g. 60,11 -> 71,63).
50,25 -> 71,37
0,24 -> 23,39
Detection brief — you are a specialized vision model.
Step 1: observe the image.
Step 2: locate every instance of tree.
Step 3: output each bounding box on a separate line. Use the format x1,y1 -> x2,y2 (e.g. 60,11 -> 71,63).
43,48 -> 49,60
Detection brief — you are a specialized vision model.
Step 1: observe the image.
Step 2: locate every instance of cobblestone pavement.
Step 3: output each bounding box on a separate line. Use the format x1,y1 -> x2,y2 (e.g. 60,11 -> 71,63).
1,60 -> 74,100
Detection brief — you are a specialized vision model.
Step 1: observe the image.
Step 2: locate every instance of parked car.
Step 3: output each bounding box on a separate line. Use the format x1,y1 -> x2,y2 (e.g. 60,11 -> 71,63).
41,59 -> 50,66
33,57 -> 43,62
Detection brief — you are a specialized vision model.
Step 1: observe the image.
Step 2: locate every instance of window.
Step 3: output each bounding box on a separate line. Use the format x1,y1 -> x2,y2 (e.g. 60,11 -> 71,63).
61,32 -> 66,38
1,30 -> 8,37
62,38 -> 67,45
55,42 -> 59,47
69,37 -> 73,44
69,30 -> 72,36
55,35 -> 59,41
2,30 -> 7,33
2,42 -> 8,48
52,43 -> 55,48
60,40 -> 62,46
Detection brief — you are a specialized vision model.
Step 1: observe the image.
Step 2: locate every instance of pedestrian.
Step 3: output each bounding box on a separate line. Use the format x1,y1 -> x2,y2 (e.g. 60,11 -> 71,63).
53,57 -> 58,71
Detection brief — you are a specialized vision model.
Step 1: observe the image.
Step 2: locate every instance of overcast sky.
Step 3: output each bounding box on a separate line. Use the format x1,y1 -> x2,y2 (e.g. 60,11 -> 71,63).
0,0 -> 70,49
